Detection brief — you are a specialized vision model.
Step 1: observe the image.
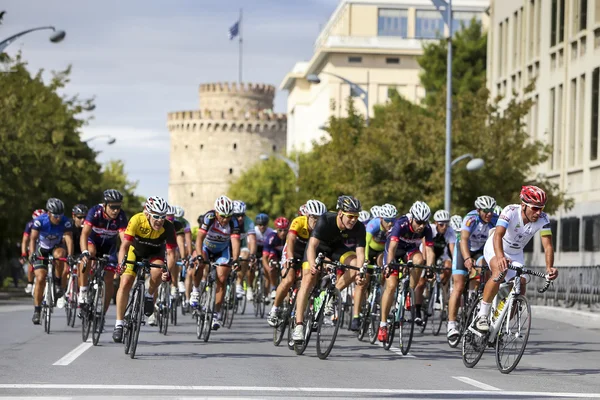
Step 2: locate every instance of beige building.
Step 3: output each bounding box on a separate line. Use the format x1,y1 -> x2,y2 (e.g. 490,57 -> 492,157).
280,0 -> 489,153
488,0 -> 600,265
167,83 -> 286,221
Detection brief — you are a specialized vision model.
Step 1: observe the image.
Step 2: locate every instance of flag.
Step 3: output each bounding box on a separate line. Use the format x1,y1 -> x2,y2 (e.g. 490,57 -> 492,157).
229,21 -> 239,40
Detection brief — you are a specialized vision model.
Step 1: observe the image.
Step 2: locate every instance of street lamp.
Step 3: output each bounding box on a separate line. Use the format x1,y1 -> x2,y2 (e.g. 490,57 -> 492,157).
0,26 -> 66,53
306,71 -> 370,125
449,153 -> 484,211
260,153 -> 299,192
83,135 -> 116,145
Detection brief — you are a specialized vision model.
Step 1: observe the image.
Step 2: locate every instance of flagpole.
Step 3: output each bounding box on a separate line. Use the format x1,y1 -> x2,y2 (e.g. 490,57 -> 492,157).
239,8 -> 243,84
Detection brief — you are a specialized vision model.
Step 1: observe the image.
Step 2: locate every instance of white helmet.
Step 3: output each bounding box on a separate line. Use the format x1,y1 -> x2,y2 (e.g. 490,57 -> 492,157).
450,215 -> 463,231
145,196 -> 168,215
493,204 -> 503,215
166,204 -> 176,215
233,200 -> 246,215
174,206 -> 185,218
214,195 -> 234,216
305,199 -> 327,216
380,203 -> 398,219
298,204 -> 308,216
433,209 -> 450,222
474,195 -> 496,210
370,205 -> 382,218
409,201 -> 431,221
358,210 -> 371,223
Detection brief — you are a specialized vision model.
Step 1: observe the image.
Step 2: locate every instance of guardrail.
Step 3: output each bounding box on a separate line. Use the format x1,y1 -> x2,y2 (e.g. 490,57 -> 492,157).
526,266 -> 600,311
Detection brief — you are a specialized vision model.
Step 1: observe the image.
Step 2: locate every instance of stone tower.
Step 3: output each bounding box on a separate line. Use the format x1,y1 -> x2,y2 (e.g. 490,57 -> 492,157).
167,82 -> 287,222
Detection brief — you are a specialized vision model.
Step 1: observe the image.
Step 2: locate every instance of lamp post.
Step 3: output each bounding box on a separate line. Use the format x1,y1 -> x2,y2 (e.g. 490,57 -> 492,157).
0,26 -> 66,53
306,71 -> 370,125
260,153 -> 299,192
449,153 -> 485,211
83,135 -> 116,145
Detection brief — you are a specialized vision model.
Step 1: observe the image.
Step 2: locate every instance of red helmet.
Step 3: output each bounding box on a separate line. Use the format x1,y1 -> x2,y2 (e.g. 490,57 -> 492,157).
32,209 -> 46,219
520,185 -> 547,207
274,217 -> 290,230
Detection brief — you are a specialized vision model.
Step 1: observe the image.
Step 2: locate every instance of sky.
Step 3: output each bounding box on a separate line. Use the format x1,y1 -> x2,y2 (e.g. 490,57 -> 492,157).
2,0 -> 339,200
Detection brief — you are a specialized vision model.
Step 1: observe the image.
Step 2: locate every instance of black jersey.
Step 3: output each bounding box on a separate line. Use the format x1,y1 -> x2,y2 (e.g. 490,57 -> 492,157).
311,212 -> 366,254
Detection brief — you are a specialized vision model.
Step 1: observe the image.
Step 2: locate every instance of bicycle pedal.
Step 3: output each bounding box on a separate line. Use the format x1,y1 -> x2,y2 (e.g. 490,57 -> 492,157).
467,326 -> 484,337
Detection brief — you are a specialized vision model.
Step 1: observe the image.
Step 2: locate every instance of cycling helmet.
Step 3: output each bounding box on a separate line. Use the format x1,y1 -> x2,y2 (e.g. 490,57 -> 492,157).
305,199 -> 327,216
336,195 -> 361,213
145,196 -> 168,215
103,189 -> 123,203
32,209 -> 46,219
166,205 -> 176,215
433,209 -> 450,222
474,195 -> 496,210
214,195 -> 234,216
370,205 -> 382,218
274,217 -> 290,230
450,215 -> 463,231
409,201 -> 431,221
72,204 -> 88,216
493,204 -> 503,215
358,211 -> 370,223
46,198 -> 65,215
255,213 -> 269,226
174,206 -> 185,218
233,200 -> 246,215
520,185 -> 547,207
298,204 -> 308,216
380,203 -> 398,219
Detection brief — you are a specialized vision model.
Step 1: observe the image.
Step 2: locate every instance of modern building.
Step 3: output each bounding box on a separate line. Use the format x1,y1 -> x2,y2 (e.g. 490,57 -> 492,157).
280,0 -> 490,153
487,0 -> 600,266
167,82 -> 286,221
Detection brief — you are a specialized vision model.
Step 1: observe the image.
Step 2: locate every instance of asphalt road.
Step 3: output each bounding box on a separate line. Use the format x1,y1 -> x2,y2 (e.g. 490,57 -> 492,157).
1,298 -> 599,399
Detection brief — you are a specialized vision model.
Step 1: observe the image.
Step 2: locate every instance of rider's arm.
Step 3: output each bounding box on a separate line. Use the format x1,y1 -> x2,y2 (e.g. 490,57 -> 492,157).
21,233 -> 29,258
387,239 -> 398,264
195,229 -> 207,259
80,224 -> 92,253
29,229 -> 40,257
355,246 -> 366,268
231,236 -> 241,262
365,232 -> 373,262
541,234 -> 554,271
166,248 -> 176,272
184,231 -> 192,258
424,243 -> 435,267
63,231 -> 74,256
492,225 -> 507,260
459,229 -> 471,262
285,231 -> 297,261
248,233 -> 257,256
118,237 -> 133,265
306,236 -> 321,272
176,233 -> 185,260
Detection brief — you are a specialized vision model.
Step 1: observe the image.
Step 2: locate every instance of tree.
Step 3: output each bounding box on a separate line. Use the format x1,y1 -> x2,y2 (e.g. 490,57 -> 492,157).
99,160 -> 145,218
418,19 -> 488,105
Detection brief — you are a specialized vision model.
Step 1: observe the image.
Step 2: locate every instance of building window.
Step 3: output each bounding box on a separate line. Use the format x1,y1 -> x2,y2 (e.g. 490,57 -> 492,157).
233,143 -> 237,150
378,8 -> 408,37
272,144 -> 277,151
542,220 -> 559,251
229,168 -> 233,174
584,215 -> 600,251
561,217 -> 580,252
452,11 -> 479,34
550,0 -> 566,46
348,56 -> 362,63
415,10 -> 445,38
593,68 -> 599,160
185,145 -> 188,149
200,144 -> 204,150
181,171 -> 184,177
581,0 -> 588,31
190,192 -> 194,198
386,57 -> 400,64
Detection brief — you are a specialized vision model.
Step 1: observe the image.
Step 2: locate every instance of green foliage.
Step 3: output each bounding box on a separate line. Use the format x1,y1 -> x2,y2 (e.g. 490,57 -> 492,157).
99,160 -> 145,217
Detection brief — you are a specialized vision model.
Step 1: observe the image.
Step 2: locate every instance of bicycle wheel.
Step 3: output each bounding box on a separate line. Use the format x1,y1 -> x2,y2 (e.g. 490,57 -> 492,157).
430,283 -> 444,337
123,303 -> 133,354
344,285 -> 354,331
129,287 -> 144,359
171,295 -> 178,326
162,288 -> 170,336
368,299 -> 379,345
253,276 -> 260,317
462,297 -> 487,368
357,298 -> 370,341
398,288 -> 416,355
316,288 -> 342,360
495,295 -> 531,374
82,288 -> 93,342
273,297 -> 289,346
44,278 -> 54,334
225,287 -> 236,329
294,294 -> 315,355
202,283 -> 216,342
240,284 -> 247,315
65,276 -> 77,327
92,281 -> 105,346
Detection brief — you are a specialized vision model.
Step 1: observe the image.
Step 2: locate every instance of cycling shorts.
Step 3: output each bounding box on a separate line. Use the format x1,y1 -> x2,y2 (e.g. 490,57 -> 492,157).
301,246 -> 356,271
123,246 -> 164,278
452,244 -> 484,276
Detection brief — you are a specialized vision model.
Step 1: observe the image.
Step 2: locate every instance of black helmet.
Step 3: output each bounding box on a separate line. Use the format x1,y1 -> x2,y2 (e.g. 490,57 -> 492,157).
336,195 -> 361,213
103,189 -> 123,203
72,204 -> 88,215
197,214 -> 205,226
46,198 -> 65,215
255,213 -> 269,226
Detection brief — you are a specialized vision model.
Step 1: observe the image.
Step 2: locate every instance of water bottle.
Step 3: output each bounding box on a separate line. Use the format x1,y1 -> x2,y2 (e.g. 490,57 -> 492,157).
314,291 -> 326,311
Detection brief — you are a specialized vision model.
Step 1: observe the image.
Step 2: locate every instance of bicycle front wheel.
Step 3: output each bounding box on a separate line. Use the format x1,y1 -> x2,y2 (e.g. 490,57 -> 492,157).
368,300 -> 379,345
129,287 -> 144,359
81,290 -> 92,342
495,295 -> 531,374
398,288 -> 415,355
294,294 -> 314,355
316,288 -> 342,360
225,286 -> 236,329
91,281 -> 105,346
273,297 -> 290,346
430,282 -> 445,337
462,297 -> 487,368
202,284 -> 216,342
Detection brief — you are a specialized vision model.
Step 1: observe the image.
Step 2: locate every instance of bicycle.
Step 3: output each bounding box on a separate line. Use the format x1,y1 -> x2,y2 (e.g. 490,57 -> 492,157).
122,258 -> 166,359
34,255 -> 70,334
294,254 -> 364,360
156,279 -> 171,335
419,262 -> 451,336
80,255 -> 110,345
64,259 -> 79,328
272,259 -> 301,347
252,261 -> 267,319
223,261 -> 242,329
192,258 -> 217,342
462,262 -> 552,374
357,264 -> 383,344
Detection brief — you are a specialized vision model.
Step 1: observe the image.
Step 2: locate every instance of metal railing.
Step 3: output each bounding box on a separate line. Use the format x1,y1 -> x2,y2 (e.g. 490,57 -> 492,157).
526,265 -> 600,311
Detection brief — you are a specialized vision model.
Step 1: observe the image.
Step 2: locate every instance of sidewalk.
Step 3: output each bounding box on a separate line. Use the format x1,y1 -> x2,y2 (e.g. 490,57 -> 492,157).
532,305 -> 600,330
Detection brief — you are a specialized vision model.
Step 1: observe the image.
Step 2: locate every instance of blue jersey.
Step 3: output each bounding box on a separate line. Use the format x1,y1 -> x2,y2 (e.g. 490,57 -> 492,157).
84,204 -> 128,247
460,210 -> 499,251
263,231 -> 285,258
32,214 -> 72,249
23,220 -> 34,236
385,215 -> 433,252
366,218 -> 388,246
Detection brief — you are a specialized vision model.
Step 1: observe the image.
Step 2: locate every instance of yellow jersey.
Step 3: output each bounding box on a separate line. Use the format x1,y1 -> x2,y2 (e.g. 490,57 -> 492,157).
123,212 -> 177,257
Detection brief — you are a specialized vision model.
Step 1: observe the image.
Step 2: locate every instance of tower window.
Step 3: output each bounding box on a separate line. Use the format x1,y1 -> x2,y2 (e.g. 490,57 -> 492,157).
229,168 -> 233,174
181,171 -> 184,177
185,145 -> 188,149
233,143 -> 237,150
200,144 -> 204,150
190,192 -> 194,197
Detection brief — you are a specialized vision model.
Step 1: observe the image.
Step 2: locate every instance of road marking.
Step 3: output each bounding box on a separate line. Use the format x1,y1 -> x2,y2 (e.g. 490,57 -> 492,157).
2,384 -> 599,398
453,376 -> 501,391
378,342 -> 417,358
52,340 -> 93,366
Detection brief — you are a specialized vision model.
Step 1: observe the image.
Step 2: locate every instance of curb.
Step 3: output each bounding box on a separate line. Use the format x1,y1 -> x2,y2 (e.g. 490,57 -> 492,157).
532,305 -> 600,330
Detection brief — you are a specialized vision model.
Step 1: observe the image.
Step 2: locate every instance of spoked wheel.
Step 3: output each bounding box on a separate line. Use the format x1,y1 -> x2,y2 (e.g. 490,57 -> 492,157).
202,284 -> 216,342
462,297 -> 488,368
368,301 -> 380,345
495,295 -> 531,374
316,288 -> 343,360
383,312 -> 395,350
81,290 -> 93,341
44,281 -> 54,334
91,282 -> 105,346
294,294 -> 314,355
357,299 -> 370,341
123,300 -> 133,354
42,305 -> 51,334
129,289 -> 144,359
240,284 -> 247,315
162,295 -> 170,336
253,278 -> 261,317
225,288 -> 236,329
343,285 -> 354,331
273,298 -> 291,346
398,288 -> 416,355
430,283 -> 445,337
66,280 -> 77,328
172,298 -> 178,326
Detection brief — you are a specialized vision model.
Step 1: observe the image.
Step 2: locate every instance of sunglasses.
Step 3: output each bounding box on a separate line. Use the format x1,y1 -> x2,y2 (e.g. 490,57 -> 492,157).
107,204 -> 122,210
75,215 -> 86,220
341,212 -> 359,220
480,208 -> 494,214
150,214 -> 166,220
529,205 -> 545,212
277,228 -> 287,233
218,213 -> 232,218
436,222 -> 448,226
50,213 -> 63,218
414,220 -> 428,226
383,218 -> 395,223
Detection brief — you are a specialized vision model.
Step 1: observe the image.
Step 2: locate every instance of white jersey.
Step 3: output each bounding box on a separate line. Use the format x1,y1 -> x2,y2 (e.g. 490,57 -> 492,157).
495,204 -> 552,254
255,226 -> 274,247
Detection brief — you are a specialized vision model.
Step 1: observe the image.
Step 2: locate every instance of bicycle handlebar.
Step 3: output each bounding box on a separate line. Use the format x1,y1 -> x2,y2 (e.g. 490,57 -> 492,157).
492,263 -> 552,294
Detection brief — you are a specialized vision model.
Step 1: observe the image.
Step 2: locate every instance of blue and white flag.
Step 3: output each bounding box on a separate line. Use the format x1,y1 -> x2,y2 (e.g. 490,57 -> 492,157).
229,21 -> 240,40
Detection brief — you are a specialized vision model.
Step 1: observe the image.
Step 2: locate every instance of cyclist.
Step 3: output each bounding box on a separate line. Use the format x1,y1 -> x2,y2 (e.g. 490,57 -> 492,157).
79,190 -> 127,316
112,196 -> 176,342
21,209 -> 46,295
252,213 -> 273,301
292,195 -> 366,342
423,210 -> 455,282
450,215 -> 463,233
494,204 -> 503,215
298,204 -> 308,217
166,205 -> 186,301
379,201 -> 435,341
233,200 -> 257,300
29,198 -> 75,325
263,217 -> 289,301
267,200 -> 327,327
475,186 -> 558,331
447,195 -> 498,341
370,205 -> 382,220
174,206 -> 193,260
193,195 -> 241,330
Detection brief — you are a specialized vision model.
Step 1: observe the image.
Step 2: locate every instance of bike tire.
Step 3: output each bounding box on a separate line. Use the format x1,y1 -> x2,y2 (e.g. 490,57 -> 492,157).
316,288 -> 342,360
462,297 -> 487,368
92,281 -> 105,346
129,287 -> 144,359
82,289 -> 93,342
66,276 -> 77,327
431,283 -> 445,337
44,278 -> 54,334
368,300 -> 379,345
202,283 -> 216,342
163,288 -> 170,336
399,288 -> 416,355
294,294 -> 314,355
225,288 -> 235,329
273,299 -> 289,346
240,287 -> 247,315
253,277 -> 260,317
495,295 -> 531,374
357,300 -> 369,341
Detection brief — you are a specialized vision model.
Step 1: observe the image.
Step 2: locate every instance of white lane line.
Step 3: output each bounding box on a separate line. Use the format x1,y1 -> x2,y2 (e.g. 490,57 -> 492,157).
378,342 -> 417,358
453,376 -> 501,391
52,340 -> 93,366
